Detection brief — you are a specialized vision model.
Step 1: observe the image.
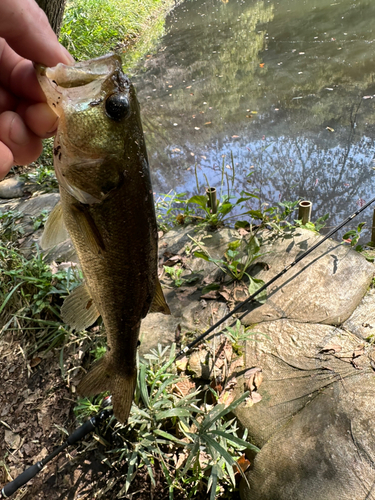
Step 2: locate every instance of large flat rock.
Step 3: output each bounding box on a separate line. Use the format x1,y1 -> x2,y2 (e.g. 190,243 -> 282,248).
241,228 -> 374,326
237,319 -> 375,500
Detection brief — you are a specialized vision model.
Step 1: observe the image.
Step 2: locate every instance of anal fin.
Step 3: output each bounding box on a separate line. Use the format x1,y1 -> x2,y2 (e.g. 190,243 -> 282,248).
61,283 -> 100,331
149,278 -> 171,315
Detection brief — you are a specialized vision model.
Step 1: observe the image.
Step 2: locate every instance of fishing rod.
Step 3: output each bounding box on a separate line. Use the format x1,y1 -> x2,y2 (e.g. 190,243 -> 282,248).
2,196 -> 375,497
1,397 -> 113,498
176,194 -> 375,358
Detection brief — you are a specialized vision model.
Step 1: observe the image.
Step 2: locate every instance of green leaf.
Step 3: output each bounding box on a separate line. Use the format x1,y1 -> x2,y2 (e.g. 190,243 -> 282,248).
0,281 -> 25,315
202,435 -> 237,487
314,213 -> 329,231
227,239 -> 241,251
125,451 -> 138,493
218,203 -> 234,217
209,464 -> 219,500
343,230 -> 357,239
247,235 -> 260,255
210,430 -> 260,453
156,408 -> 192,420
240,191 -> 259,199
247,210 -> 264,220
193,250 -> 209,261
201,283 -> 220,294
152,374 -> 177,402
181,440 -> 200,475
201,393 -> 249,432
248,277 -> 267,303
154,429 -> 187,446
226,249 -> 239,259
139,363 -> 150,408
187,195 -> 208,209
234,220 -> 250,229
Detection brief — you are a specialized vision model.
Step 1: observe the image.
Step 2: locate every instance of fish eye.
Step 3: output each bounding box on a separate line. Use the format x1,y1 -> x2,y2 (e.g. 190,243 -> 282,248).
105,93 -> 130,121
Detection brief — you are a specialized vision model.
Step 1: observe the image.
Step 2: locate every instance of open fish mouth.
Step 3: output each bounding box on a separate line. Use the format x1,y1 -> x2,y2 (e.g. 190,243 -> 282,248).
36,53 -> 122,88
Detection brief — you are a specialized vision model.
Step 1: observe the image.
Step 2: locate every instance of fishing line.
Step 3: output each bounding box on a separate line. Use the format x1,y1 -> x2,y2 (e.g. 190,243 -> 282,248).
2,195 -> 375,497
176,194 -> 375,358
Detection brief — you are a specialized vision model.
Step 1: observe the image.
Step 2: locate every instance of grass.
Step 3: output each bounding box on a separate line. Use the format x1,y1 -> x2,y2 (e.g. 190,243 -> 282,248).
59,0 -> 176,71
76,344 -> 259,499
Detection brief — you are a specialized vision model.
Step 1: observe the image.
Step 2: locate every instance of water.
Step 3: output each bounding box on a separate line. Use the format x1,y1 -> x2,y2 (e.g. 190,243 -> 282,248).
133,0 -> 375,236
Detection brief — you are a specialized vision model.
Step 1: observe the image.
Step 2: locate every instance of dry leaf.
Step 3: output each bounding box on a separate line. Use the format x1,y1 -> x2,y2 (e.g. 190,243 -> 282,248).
30,357 -> 42,368
218,389 -> 235,407
219,290 -> 231,301
173,377 -> 195,397
245,367 -> 263,392
245,392 -> 262,407
176,356 -> 188,372
235,454 -> 251,474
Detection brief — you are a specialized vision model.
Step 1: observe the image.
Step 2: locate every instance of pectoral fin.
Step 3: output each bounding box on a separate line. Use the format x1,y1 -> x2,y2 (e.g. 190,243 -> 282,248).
61,283 -> 100,331
40,201 -> 69,249
149,278 -> 171,315
71,205 -> 105,255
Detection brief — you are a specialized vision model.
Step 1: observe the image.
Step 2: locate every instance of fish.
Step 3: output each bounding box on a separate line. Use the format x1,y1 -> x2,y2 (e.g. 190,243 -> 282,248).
35,54 -> 170,423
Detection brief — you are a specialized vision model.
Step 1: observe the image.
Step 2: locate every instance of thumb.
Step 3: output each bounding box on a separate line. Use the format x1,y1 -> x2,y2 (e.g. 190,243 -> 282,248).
0,0 -> 73,66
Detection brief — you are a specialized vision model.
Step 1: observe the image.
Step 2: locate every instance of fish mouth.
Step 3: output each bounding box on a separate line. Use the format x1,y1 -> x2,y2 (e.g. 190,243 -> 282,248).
35,53 -> 123,88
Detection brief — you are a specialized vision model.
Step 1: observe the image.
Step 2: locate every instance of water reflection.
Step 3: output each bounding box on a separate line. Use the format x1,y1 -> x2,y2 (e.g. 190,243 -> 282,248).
133,0 -> 375,235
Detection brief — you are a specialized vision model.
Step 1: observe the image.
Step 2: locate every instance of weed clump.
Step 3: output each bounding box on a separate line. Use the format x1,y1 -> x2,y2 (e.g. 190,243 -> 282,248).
75,344 -> 258,499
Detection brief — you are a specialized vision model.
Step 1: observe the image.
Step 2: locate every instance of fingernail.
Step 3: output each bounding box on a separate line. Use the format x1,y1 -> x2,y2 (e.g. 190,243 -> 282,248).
9,116 -> 29,146
59,44 -> 75,65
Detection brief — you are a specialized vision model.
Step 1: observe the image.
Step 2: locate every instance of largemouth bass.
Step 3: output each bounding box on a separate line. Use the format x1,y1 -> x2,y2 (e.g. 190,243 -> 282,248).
36,54 -> 170,423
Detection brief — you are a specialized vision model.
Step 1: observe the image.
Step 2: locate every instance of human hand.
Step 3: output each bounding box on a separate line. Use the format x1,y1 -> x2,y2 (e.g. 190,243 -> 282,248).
0,0 -> 73,180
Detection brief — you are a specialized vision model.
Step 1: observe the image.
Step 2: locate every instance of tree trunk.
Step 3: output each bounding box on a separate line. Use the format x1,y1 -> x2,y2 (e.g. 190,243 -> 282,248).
36,0 -> 67,36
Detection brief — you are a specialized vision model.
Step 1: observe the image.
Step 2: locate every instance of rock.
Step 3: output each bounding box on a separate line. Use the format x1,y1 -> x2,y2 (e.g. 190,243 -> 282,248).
241,228 -> 374,326
139,288 -> 231,355
0,177 -> 25,198
237,319 -> 375,500
4,430 -> 21,449
0,192 -> 60,236
343,288 -> 375,341
187,349 -> 215,379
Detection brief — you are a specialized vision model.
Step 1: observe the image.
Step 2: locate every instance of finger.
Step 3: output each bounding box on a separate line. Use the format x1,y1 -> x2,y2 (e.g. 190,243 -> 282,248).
0,141 -> 13,179
0,85 -> 17,113
24,102 -> 58,138
0,0 -> 73,67
0,41 -> 46,102
0,110 -> 43,167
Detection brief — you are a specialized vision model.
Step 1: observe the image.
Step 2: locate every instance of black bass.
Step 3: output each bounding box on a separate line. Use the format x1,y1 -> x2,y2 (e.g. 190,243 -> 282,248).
36,54 -> 170,423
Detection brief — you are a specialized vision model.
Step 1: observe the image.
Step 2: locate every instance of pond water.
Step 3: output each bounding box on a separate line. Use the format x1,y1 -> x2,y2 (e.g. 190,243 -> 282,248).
133,0 -> 375,236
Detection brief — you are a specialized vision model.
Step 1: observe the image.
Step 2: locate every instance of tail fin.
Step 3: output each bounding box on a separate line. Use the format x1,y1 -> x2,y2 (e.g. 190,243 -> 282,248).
77,356 -> 137,424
